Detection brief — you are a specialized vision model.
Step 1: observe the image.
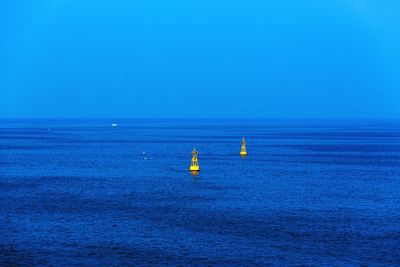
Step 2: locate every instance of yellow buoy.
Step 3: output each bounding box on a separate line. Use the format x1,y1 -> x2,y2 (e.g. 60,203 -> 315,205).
189,147 -> 200,172
240,137 -> 247,157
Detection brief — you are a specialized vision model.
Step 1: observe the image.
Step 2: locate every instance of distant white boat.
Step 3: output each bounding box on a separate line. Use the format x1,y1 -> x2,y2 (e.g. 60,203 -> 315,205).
112,123 -> 118,127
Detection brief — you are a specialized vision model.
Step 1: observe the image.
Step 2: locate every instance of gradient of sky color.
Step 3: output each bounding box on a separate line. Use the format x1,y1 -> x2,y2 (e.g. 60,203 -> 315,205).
1,0 -> 399,118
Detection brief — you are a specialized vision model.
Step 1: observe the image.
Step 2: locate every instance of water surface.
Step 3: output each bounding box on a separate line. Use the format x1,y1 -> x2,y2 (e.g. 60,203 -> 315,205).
1,119 -> 399,265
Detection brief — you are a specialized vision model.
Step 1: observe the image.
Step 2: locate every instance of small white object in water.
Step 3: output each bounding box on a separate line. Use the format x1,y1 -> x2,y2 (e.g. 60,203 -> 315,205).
112,123 -> 118,127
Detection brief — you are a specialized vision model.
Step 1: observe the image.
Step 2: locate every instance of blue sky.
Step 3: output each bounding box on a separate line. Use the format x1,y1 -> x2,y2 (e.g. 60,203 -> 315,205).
0,0 -> 399,118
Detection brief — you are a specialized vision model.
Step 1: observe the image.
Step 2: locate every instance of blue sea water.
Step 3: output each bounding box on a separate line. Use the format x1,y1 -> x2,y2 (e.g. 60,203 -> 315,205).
0,119 -> 399,266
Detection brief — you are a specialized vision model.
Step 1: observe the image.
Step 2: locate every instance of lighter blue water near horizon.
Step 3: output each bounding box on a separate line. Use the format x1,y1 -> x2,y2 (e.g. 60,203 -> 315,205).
1,119 -> 399,266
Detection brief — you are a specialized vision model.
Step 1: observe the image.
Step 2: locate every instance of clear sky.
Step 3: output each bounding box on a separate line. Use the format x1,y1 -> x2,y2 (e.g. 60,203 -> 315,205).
0,0 -> 399,118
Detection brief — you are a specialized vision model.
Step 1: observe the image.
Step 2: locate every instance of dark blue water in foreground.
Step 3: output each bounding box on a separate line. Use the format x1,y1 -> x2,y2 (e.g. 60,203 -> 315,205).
1,119 -> 399,266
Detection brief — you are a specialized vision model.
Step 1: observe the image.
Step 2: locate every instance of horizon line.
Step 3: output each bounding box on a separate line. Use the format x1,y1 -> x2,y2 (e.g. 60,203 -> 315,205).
0,117 -> 399,121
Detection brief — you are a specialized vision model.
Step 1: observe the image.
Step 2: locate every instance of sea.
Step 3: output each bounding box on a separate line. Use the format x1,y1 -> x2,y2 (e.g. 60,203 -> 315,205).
0,119 -> 399,266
